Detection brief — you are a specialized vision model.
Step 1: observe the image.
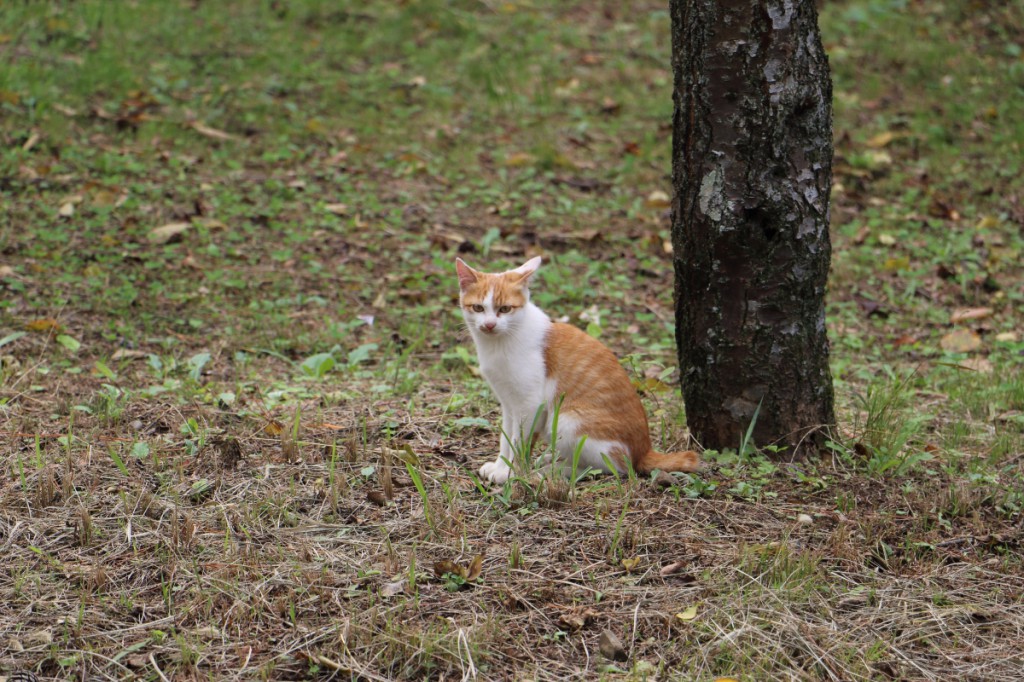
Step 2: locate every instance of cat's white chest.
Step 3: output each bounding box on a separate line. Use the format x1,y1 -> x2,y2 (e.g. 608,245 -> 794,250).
470,303 -> 552,410
478,342 -> 547,406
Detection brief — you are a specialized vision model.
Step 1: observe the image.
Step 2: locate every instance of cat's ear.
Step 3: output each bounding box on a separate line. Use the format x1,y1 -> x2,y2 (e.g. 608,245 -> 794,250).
511,256 -> 542,282
455,258 -> 479,290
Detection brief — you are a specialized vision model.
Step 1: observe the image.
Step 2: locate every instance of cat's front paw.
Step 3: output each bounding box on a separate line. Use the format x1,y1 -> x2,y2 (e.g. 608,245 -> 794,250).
479,459 -> 511,484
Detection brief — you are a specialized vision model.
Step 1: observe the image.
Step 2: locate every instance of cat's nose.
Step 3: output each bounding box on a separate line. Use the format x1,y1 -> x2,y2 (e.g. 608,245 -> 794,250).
482,321 -> 496,332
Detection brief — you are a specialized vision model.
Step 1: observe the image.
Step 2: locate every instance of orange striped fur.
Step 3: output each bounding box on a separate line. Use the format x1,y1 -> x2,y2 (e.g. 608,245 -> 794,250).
456,256 -> 699,483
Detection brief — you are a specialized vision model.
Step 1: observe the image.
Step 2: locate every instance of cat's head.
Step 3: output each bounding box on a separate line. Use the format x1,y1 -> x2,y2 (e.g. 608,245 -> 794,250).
455,256 -> 541,337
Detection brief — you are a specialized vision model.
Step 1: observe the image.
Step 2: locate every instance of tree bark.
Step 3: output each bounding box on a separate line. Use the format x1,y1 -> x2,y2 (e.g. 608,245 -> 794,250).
670,0 -> 835,455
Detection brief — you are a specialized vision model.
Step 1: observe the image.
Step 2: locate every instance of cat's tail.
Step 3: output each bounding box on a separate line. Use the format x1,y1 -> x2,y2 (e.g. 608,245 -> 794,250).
636,449 -> 700,475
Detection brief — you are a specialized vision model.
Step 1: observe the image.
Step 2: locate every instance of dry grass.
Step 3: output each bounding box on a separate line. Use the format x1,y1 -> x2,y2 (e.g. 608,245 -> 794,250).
2,390 -> 1022,680
2,0 -> 1023,679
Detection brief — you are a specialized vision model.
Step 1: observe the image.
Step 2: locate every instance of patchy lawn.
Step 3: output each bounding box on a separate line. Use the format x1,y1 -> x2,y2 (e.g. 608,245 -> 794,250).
1,1 -> 1022,680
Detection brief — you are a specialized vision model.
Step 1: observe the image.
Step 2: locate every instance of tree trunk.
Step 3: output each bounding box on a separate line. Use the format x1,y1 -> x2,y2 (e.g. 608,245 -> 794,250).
670,0 -> 835,456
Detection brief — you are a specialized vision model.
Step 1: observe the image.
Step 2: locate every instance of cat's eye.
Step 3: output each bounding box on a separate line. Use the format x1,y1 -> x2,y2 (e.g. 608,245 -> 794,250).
498,305 -> 513,314
470,304 -> 485,313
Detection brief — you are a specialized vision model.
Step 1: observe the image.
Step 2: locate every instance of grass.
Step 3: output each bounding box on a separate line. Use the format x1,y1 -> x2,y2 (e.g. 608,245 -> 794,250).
2,0 -> 1023,680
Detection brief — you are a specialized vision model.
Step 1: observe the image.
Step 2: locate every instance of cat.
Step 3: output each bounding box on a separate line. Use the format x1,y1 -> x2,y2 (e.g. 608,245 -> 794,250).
455,256 -> 700,484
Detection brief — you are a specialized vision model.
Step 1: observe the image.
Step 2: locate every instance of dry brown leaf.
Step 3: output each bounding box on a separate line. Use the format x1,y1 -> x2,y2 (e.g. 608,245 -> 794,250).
940,329 -> 982,353
111,349 -> 149,361
433,560 -> 465,579
190,121 -> 238,141
26,318 -> 62,333
958,357 -> 993,374
193,218 -> 227,231
558,607 -> 598,632
465,553 -> 484,581
149,222 -> 191,244
324,203 -> 349,216
865,131 -> 898,148
660,561 -> 687,577
380,579 -> 406,598
950,307 -> 994,324
645,190 -> 671,208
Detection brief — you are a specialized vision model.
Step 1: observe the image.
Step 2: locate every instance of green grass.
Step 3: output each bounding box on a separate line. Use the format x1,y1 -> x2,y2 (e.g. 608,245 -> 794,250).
2,0 -> 1023,680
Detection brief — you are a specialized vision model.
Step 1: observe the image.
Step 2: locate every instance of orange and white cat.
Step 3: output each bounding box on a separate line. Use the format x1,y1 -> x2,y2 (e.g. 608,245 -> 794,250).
456,256 -> 699,484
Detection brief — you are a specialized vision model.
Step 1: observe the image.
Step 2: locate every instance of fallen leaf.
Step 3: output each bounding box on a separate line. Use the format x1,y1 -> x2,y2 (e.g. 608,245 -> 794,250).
620,556 -> 641,572
23,628 -> 54,647
940,329 -> 982,353
111,349 -> 149,361
855,296 -> 888,319
90,188 -> 120,207
975,215 -> 1001,230
26,318 -> 62,333
433,560 -> 465,579
865,150 -> 892,167
264,420 -> 285,436
324,203 -> 349,216
957,357 -> 993,374
192,626 -> 221,639
651,470 -> 676,489
190,121 -> 238,141
559,607 -> 598,631
645,190 -> 671,208
380,579 -> 406,598
465,553 -> 484,581
600,97 -> 621,114
366,490 -> 387,506
149,222 -> 191,244
659,561 -> 687,577
865,131 -> 898,148
598,629 -> 628,662
22,132 -> 40,152
995,331 -> 1019,343
193,218 -> 226,231
675,604 -> 699,622
58,201 -> 75,217
877,233 -> 897,246
950,307 -> 993,324
504,152 -> 535,168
